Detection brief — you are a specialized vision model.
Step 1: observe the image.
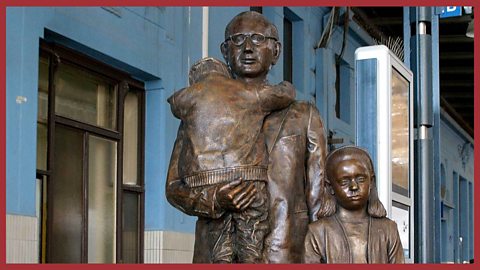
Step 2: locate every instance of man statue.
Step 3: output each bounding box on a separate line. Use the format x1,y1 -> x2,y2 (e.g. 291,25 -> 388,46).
166,11 -> 327,263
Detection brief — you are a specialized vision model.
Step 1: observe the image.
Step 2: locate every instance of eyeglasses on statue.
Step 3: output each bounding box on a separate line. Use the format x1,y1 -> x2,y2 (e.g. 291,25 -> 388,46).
224,33 -> 278,46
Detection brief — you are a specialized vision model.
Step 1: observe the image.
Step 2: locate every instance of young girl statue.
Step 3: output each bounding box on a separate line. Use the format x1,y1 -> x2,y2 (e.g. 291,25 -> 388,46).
303,146 -> 405,263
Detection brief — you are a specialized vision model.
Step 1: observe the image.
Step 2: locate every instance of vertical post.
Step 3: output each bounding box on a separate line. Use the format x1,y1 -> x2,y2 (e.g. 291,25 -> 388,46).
202,7 -> 209,58
431,9 -> 442,263
409,6 -> 435,263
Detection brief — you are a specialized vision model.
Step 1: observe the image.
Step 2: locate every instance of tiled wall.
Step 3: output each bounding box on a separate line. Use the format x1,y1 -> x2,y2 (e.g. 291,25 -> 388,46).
6,216 -> 194,263
144,230 -> 194,263
6,214 -> 39,263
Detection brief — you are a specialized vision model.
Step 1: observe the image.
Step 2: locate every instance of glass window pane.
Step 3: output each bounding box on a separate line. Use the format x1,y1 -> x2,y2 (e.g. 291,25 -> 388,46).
49,126 -> 83,263
36,174 -> 48,263
88,135 -> 117,263
123,92 -> 139,185
36,123 -> 48,171
54,62 -> 117,130
38,56 -> 49,122
283,17 -> 292,83
250,6 -> 263,13
391,201 -> 411,259
391,68 -> 410,197
35,177 -> 42,262
122,192 -> 139,263
37,56 -> 49,171
335,58 -> 351,124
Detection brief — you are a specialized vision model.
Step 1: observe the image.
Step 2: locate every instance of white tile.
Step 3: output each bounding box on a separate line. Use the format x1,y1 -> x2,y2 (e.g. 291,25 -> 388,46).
19,218 -> 26,240
162,231 -> 195,251
12,240 -> 19,262
24,241 -> 29,262
6,215 -> 39,263
25,241 -> 32,263
6,240 -> 13,263
18,241 -> 24,263
10,240 -> 16,263
34,218 -> 39,241
152,231 -> 157,250
143,230 -> 195,263
150,250 -> 157,263
25,241 -> 30,261
161,250 -> 193,263
144,250 -> 151,263
28,218 -> 34,240
160,245 -> 165,262
7,215 -> 15,240
6,216 -> 12,240
7,215 -> 33,241
144,231 -> 153,249
158,231 -> 164,250
144,231 -> 149,249
32,241 -> 39,263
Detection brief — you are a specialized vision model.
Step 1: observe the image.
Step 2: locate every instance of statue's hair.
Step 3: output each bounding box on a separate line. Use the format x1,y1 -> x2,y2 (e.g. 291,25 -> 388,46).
224,11 -> 279,40
317,145 -> 387,218
188,57 -> 231,85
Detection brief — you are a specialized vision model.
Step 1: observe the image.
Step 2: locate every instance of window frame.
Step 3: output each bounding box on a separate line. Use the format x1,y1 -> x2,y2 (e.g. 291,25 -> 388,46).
283,16 -> 293,83
37,40 -> 145,263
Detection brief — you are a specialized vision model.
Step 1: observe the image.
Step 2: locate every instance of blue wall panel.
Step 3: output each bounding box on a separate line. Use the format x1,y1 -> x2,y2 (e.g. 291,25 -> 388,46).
144,81 -> 196,233
144,82 -> 165,231
6,8 -> 49,216
439,113 -> 474,262
46,7 -> 161,78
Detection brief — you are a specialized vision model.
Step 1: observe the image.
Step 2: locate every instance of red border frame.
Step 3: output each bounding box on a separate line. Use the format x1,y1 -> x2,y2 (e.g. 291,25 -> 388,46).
1,1 -> 478,269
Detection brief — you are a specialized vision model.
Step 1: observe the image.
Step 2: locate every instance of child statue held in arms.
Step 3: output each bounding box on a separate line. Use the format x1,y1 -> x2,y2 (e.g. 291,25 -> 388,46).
168,57 -> 295,263
304,146 -> 405,263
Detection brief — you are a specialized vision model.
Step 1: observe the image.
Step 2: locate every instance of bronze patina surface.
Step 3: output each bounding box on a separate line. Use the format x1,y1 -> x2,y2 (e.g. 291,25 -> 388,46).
167,56 -> 295,263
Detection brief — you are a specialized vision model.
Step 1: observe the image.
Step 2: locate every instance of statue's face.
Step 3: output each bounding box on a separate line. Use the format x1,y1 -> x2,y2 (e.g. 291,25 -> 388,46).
330,158 -> 371,211
222,15 -> 280,81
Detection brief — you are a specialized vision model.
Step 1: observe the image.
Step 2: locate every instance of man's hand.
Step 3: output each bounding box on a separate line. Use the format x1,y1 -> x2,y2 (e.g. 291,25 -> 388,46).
215,179 -> 257,211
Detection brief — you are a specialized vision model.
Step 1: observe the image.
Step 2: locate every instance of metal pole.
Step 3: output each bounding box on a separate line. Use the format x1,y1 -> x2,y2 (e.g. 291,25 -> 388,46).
410,6 -> 435,263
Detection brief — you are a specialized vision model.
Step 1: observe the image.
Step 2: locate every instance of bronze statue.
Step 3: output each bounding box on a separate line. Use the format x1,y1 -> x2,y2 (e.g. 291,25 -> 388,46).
303,146 -> 405,263
167,56 -> 295,263
166,11 -> 327,263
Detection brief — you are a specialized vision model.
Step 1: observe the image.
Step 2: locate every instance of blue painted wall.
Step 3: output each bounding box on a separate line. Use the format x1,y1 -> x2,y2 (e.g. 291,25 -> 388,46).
7,7 -> 50,217
439,111 -> 474,263
315,8 -> 375,147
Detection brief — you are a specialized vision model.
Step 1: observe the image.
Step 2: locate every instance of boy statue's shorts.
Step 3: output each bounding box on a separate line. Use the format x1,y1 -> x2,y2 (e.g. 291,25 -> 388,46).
203,181 -> 269,263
